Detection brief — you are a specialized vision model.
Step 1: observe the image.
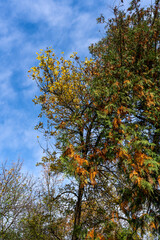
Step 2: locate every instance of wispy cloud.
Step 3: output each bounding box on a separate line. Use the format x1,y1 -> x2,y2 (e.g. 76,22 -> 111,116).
0,71 -> 16,102
10,0 -> 73,27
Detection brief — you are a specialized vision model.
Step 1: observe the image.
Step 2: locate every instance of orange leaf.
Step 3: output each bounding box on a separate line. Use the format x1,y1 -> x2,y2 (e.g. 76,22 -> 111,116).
158,176 -> 160,186
150,222 -> 156,230
124,80 -> 130,84
97,233 -> 105,240
86,228 -> 95,239
113,118 -> 118,129
130,170 -> 138,179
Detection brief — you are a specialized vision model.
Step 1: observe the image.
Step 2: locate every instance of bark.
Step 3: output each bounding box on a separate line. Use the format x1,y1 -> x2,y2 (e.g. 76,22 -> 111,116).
153,131 -> 160,154
72,180 -> 84,240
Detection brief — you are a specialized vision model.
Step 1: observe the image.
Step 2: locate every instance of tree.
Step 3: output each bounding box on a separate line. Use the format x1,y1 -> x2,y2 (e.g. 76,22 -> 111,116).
90,0 -> 160,237
0,161 -> 34,239
19,162 -> 76,240
30,0 -> 160,238
30,50 -> 100,239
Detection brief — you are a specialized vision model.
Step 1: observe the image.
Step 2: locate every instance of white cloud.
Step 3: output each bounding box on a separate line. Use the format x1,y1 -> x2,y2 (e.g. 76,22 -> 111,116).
0,31 -> 23,51
0,71 -> 16,102
11,0 -> 73,28
0,108 -> 43,167
0,19 -> 9,35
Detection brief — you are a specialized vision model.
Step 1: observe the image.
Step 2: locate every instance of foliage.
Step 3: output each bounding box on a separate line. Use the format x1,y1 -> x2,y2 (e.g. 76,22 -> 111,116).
1,0 -> 159,239
30,0 -> 160,237
89,0 -> 160,236
30,0 -> 160,236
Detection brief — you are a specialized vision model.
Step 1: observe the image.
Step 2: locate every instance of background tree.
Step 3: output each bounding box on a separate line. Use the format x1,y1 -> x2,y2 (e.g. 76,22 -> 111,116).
0,160 -> 34,239
19,162 -> 76,240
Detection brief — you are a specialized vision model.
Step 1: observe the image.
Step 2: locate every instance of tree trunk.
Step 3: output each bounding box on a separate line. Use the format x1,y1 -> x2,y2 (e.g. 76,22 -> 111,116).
153,131 -> 160,154
72,180 -> 84,240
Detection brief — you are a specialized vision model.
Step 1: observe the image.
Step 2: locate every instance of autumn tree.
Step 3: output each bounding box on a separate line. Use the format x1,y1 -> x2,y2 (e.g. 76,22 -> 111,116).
89,0 -> 160,237
30,0 -> 160,239
30,49 -> 131,239
30,50 -> 102,239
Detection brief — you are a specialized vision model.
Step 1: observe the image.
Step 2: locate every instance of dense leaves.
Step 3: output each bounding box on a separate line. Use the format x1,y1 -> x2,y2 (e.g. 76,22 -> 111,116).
89,0 -> 160,235
30,1 -> 159,238
29,0 -> 160,239
1,0 -> 159,239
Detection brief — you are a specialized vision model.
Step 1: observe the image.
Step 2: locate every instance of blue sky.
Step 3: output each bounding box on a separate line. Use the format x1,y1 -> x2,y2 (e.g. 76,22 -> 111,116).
0,0 -> 151,175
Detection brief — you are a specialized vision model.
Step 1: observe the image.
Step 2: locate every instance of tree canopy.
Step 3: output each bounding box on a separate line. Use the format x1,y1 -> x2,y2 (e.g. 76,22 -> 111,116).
4,0 -> 158,239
